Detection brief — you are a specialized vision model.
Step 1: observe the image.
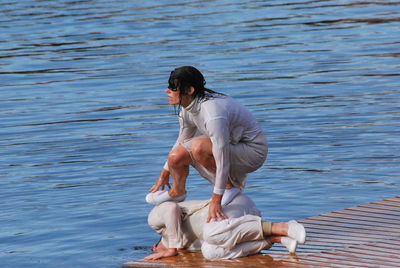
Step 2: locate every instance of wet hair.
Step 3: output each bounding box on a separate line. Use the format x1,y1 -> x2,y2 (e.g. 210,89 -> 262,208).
168,66 -> 223,101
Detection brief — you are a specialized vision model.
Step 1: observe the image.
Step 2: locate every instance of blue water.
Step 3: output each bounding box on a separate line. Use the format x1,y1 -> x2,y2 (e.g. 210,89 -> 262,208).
1,0 -> 399,267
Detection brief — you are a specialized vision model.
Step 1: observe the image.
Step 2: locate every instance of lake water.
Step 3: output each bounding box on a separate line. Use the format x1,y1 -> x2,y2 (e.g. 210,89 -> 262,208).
1,0 -> 399,267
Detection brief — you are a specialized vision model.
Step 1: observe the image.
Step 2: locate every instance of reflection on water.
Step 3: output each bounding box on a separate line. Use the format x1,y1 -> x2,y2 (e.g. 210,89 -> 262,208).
1,0 -> 399,267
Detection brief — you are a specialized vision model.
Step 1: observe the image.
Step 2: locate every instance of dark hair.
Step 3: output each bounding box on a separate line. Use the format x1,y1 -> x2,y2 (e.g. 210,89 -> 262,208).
168,66 -> 223,101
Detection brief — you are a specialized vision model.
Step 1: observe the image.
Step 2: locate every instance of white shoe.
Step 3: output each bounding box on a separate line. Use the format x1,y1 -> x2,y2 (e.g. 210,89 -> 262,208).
145,190 -> 186,205
288,220 -> 306,244
221,187 -> 240,206
281,237 -> 297,253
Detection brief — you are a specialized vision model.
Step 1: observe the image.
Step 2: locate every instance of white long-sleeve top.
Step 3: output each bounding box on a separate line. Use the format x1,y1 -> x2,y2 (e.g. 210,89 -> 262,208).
164,94 -> 264,195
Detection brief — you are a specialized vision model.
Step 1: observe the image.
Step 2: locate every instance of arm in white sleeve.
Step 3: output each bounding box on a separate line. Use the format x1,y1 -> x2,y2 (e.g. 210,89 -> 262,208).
206,117 -> 231,195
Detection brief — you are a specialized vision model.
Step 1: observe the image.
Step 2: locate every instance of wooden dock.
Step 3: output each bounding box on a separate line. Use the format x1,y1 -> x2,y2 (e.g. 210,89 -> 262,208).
123,196 -> 400,267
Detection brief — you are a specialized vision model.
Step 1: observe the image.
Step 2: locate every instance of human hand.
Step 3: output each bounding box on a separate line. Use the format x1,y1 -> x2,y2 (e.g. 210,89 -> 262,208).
149,169 -> 171,192
144,248 -> 177,260
207,193 -> 228,222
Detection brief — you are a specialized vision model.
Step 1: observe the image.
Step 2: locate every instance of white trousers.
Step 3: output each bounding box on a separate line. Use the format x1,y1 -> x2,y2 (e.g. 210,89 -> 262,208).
201,215 -> 271,260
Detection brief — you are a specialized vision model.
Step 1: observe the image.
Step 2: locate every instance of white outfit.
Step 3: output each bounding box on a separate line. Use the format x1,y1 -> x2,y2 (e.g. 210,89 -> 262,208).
147,193 -> 272,259
201,215 -> 271,260
164,95 -> 268,195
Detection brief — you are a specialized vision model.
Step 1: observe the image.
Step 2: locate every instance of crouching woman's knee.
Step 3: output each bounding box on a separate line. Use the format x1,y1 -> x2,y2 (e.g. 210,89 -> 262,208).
167,145 -> 191,169
201,242 -> 229,260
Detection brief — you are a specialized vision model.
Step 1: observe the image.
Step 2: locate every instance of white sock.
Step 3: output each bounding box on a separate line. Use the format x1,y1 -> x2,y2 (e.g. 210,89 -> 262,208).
281,237 -> 297,254
221,187 -> 240,206
288,220 -> 306,244
145,190 -> 186,205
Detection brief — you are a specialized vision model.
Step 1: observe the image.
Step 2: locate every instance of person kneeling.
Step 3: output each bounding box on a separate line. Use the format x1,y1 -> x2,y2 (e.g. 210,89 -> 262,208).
144,193 -> 305,260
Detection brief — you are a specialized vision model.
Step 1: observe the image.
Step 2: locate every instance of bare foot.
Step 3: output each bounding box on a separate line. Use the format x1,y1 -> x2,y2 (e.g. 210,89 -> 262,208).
144,248 -> 177,260
152,239 -> 166,253
168,188 -> 186,199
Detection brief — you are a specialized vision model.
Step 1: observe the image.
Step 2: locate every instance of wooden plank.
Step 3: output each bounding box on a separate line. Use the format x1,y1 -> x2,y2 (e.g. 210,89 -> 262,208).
302,217 -> 400,230
305,227 -> 399,239
283,253 -> 379,267
351,244 -> 400,255
360,203 -> 400,213
306,231 -> 389,241
341,207 -> 400,217
303,222 -> 400,235
313,213 -> 400,225
370,200 -> 400,207
382,197 -> 400,203
315,252 -> 397,266
334,246 -> 400,260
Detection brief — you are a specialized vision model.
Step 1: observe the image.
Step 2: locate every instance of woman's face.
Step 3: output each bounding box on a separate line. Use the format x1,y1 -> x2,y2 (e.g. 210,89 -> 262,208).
165,87 -> 194,107
165,88 -> 181,105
